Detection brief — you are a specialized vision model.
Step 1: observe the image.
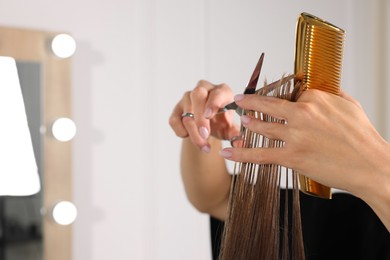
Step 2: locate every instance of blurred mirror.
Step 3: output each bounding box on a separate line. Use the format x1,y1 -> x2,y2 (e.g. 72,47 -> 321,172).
0,26 -> 75,260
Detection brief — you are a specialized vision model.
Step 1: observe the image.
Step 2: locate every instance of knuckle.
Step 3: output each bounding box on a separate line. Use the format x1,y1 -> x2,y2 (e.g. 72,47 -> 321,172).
175,130 -> 188,138
295,102 -> 310,111
168,116 -> 176,127
177,132 -> 188,138
353,100 -> 363,109
298,89 -> 316,101
294,102 -> 314,118
168,115 -> 183,128
217,82 -> 231,91
183,90 -> 192,98
196,79 -> 209,87
169,117 -> 188,138
191,85 -> 208,99
208,84 -> 234,107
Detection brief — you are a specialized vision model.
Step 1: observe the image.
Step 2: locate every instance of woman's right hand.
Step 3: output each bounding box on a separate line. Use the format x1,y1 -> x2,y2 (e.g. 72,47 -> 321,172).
169,80 -> 240,153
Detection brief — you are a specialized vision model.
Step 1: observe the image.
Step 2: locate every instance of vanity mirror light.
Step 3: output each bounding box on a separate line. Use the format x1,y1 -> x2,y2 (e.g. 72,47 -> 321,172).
0,26 -> 76,260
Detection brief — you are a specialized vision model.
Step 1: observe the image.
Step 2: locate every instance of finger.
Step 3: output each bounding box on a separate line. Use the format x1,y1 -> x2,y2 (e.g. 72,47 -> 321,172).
240,115 -> 287,141
209,109 -> 240,136
219,147 -> 290,167
181,90 -> 210,150
182,116 -> 210,152
204,83 -> 234,118
191,80 -> 215,139
234,94 -> 292,120
169,101 -> 189,137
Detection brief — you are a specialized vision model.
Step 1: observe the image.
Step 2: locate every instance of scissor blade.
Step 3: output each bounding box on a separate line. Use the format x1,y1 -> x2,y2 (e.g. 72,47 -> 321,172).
244,53 -> 264,94
217,74 -> 295,115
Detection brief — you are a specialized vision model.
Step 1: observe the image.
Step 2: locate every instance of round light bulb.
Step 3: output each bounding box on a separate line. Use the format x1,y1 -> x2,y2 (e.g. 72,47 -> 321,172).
51,33 -> 76,58
52,201 -> 78,225
51,117 -> 77,142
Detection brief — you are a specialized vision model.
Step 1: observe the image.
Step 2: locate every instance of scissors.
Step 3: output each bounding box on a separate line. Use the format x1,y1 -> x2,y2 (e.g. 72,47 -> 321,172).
218,53 -> 295,145
217,53 -> 264,116
218,53 -> 294,116
215,53 -> 264,145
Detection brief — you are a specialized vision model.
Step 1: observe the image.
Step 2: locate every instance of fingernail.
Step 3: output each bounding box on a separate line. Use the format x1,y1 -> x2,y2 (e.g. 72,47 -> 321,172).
234,94 -> 245,102
219,148 -> 233,158
201,145 -> 210,153
199,127 -> 209,140
241,115 -> 251,126
204,108 -> 212,119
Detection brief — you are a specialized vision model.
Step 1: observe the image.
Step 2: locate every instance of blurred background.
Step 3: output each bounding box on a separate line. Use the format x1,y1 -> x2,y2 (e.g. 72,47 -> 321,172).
0,0 -> 388,259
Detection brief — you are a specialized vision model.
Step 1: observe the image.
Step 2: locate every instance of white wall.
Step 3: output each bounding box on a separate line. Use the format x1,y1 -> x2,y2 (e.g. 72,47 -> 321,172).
0,0 -> 387,259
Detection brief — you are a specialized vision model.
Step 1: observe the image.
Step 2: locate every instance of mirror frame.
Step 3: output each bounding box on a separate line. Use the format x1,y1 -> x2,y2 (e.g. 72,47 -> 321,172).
0,26 -> 73,260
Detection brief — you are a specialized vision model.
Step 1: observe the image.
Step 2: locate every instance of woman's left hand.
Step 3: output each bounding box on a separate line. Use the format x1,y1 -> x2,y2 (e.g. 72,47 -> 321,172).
219,89 -> 390,199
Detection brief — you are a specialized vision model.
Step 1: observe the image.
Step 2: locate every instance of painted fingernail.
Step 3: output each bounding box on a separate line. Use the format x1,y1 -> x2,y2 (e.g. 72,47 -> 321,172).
201,145 -> 211,153
234,94 -> 245,102
241,115 -> 251,126
199,126 -> 209,140
219,148 -> 233,158
204,108 -> 212,119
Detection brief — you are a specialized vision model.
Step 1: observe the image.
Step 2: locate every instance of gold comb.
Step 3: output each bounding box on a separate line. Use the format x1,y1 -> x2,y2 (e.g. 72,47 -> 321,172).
294,12 -> 345,199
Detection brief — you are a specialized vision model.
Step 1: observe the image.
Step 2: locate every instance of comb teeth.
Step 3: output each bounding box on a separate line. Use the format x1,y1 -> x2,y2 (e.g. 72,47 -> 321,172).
294,13 -> 346,199
295,13 -> 345,95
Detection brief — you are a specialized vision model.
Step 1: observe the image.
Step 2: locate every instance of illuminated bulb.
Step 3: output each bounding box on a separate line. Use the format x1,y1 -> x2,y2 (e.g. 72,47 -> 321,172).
52,201 -> 78,225
51,33 -> 76,58
51,117 -> 77,142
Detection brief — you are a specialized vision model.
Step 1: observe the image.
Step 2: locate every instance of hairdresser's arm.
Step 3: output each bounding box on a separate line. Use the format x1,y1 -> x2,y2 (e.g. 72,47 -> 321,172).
180,137 -> 230,220
169,80 -> 240,220
220,89 -> 390,231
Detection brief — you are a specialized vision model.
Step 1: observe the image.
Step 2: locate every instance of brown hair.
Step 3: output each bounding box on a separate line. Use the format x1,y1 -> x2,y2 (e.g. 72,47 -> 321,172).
218,77 -> 305,260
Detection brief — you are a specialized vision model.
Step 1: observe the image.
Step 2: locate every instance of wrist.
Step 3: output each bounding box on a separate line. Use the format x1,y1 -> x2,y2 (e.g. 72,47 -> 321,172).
354,140 -> 390,209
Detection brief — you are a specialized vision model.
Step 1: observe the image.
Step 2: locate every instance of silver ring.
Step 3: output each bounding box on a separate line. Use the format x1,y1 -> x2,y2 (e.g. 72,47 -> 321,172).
181,112 -> 194,118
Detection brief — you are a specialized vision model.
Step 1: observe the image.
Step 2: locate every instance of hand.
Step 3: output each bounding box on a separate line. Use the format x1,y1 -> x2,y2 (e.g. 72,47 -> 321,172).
220,89 -> 390,198
169,80 -> 240,152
